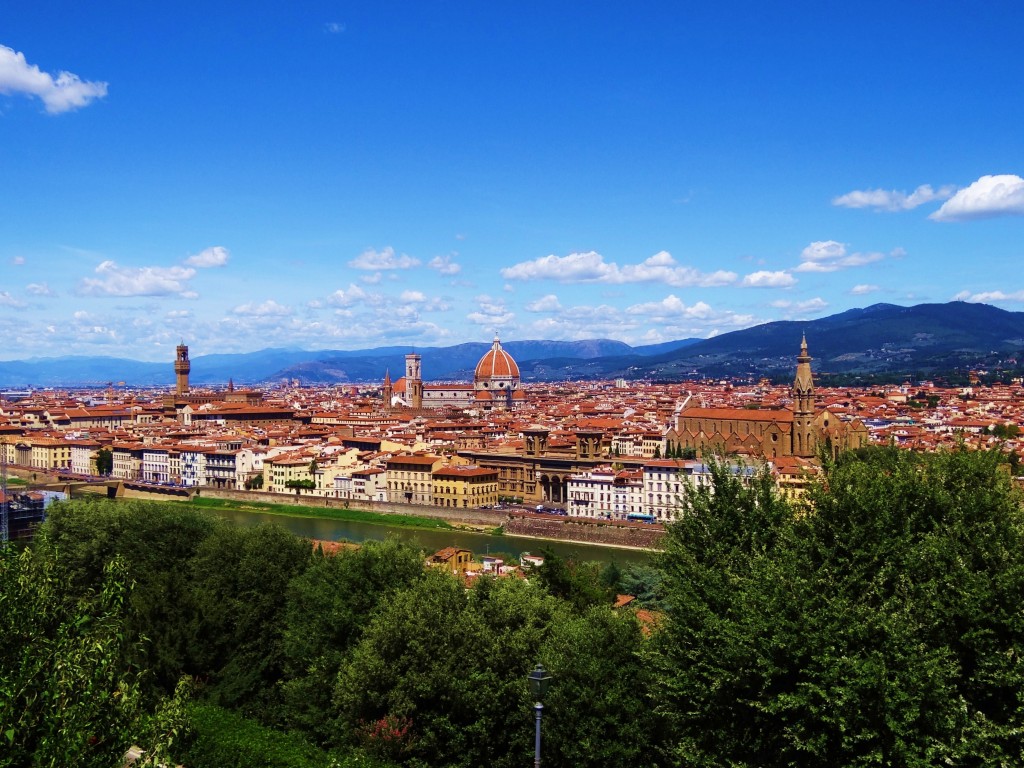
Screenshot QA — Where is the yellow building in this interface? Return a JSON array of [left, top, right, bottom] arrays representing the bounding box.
[[432, 466, 499, 509], [263, 452, 317, 494], [28, 437, 72, 471], [386, 454, 444, 505]]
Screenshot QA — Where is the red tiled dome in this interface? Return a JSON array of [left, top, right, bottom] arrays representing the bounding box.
[[474, 335, 520, 380]]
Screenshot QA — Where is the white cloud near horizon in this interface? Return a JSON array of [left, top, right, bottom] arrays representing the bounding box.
[[231, 299, 293, 317], [185, 246, 229, 268], [832, 184, 955, 212], [525, 294, 562, 312], [771, 297, 828, 316], [850, 284, 879, 296], [931, 175, 1024, 221], [0, 45, 108, 114], [348, 246, 421, 270], [78, 260, 198, 297], [501, 250, 737, 288], [742, 270, 796, 288], [467, 295, 515, 327], [953, 289, 1024, 303], [795, 240, 886, 273]]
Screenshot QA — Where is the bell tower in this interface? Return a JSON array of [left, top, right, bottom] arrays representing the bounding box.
[[175, 342, 191, 396], [791, 334, 816, 457], [405, 353, 422, 410]]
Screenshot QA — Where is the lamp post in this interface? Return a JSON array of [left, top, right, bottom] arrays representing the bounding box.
[[528, 663, 552, 768]]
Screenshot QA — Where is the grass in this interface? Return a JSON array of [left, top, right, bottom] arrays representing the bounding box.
[[189, 496, 455, 531], [4, 476, 28, 486]]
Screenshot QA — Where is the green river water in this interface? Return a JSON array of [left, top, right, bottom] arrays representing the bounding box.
[[207, 507, 655, 567]]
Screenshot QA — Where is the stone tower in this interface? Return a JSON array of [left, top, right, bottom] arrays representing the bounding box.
[[175, 343, 191, 396], [382, 369, 393, 411], [791, 334, 816, 457], [404, 353, 423, 410]]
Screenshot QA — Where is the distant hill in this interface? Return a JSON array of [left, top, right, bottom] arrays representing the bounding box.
[[593, 302, 1024, 381], [1, 302, 1022, 387]]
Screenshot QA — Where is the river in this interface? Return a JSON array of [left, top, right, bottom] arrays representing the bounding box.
[[207, 507, 655, 567]]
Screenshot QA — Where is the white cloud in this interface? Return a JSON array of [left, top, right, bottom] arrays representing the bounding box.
[[11, 256, 25, 265], [0, 45, 108, 114], [26, 282, 53, 296], [771, 297, 829, 316], [850, 284, 879, 296], [501, 250, 737, 287], [742, 270, 796, 288], [795, 240, 885, 273], [185, 246, 229, 268], [625, 294, 755, 328], [78, 260, 197, 297], [428, 253, 461, 275], [327, 284, 369, 307], [930, 174, 1024, 222], [400, 290, 426, 302], [832, 184, 955, 212], [525, 294, 562, 312], [0, 291, 25, 308], [467, 295, 515, 327], [231, 300, 292, 317], [953, 289, 1024, 303], [325, 22, 346, 33], [348, 246, 420, 270]]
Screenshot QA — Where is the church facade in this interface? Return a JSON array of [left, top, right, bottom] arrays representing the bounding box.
[[666, 337, 868, 460]]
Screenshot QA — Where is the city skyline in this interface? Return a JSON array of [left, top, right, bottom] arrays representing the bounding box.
[[2, 2, 1023, 362]]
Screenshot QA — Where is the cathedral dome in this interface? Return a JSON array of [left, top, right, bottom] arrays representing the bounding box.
[[474, 335, 520, 389]]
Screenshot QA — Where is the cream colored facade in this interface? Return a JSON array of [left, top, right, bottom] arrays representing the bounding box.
[[432, 466, 499, 509]]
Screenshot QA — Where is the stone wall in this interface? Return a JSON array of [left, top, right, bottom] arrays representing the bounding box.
[[504, 513, 665, 549]]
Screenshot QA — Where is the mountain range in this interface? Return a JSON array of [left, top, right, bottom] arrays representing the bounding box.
[[2, 302, 1023, 389]]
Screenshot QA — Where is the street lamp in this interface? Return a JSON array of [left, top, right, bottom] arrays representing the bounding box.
[[528, 663, 552, 768]]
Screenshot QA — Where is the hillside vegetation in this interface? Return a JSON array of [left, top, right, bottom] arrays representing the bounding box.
[[2, 446, 1022, 766]]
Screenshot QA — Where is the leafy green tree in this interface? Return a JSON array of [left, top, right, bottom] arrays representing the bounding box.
[[281, 539, 426, 742], [653, 448, 1024, 767], [535, 548, 612, 612], [540, 607, 664, 767], [95, 446, 113, 476], [188, 523, 312, 722], [33, 499, 219, 695], [0, 547, 143, 768], [619, 564, 670, 611], [334, 572, 562, 768]]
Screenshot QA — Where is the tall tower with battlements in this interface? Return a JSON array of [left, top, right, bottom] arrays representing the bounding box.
[[175, 343, 191, 396], [405, 353, 423, 410]]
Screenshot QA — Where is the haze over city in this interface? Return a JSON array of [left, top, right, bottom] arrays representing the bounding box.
[[2, 2, 1022, 362]]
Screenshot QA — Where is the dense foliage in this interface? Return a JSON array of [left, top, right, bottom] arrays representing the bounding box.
[[3, 447, 1022, 766], [653, 447, 1024, 767]]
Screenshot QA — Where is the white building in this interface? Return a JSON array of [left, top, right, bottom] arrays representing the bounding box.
[[567, 466, 644, 520]]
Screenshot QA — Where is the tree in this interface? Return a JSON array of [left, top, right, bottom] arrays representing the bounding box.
[[333, 572, 562, 768], [652, 447, 1024, 767], [33, 499, 220, 695], [535, 548, 612, 612], [187, 523, 312, 723], [0, 547, 144, 767], [281, 539, 426, 743], [540, 607, 664, 767], [96, 447, 113, 476]]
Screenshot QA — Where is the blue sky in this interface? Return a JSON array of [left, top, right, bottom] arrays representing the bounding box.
[[2, 2, 1023, 362]]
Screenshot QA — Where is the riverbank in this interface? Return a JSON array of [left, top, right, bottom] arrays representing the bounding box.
[[189, 496, 467, 532]]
